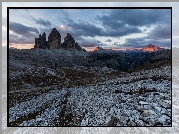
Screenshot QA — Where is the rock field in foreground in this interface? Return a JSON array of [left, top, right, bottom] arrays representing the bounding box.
[[9, 64, 171, 126]]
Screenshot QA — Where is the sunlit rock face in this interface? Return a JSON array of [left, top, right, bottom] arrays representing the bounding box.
[[142, 44, 161, 52]]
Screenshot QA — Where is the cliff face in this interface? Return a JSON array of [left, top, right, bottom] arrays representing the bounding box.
[[47, 28, 61, 49], [34, 28, 85, 52], [34, 32, 46, 49], [62, 33, 76, 50]]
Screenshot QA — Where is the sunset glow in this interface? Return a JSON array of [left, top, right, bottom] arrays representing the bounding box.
[[9, 44, 34, 49], [60, 25, 65, 29], [5, 8, 171, 50]]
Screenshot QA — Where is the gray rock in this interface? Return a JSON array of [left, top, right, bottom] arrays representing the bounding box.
[[117, 116, 125, 123], [34, 28, 87, 52], [105, 115, 115, 126], [141, 110, 150, 117], [48, 28, 61, 49], [35, 32, 47, 49]]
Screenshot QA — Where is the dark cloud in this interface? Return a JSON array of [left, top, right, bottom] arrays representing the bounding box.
[[113, 42, 122, 46], [34, 18, 52, 27], [75, 36, 105, 47], [123, 37, 171, 48], [9, 34, 35, 44], [64, 18, 141, 38], [105, 25, 142, 37], [56, 9, 170, 43], [97, 40, 107, 46], [105, 39, 112, 42], [9, 22, 39, 37], [97, 15, 124, 29], [78, 40, 97, 47], [96, 9, 170, 39], [97, 16, 142, 36], [65, 18, 105, 37], [108, 9, 171, 27], [147, 24, 171, 39]]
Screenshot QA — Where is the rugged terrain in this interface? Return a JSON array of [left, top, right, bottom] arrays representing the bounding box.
[[8, 47, 171, 126]]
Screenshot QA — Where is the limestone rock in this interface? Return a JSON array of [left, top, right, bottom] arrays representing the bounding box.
[[34, 28, 87, 52], [34, 32, 47, 49], [48, 28, 61, 49], [62, 33, 76, 50]]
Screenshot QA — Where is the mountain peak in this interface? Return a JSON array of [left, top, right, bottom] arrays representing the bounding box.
[[142, 44, 160, 52], [93, 46, 103, 51]]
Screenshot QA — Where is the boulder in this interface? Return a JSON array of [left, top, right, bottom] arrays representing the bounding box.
[[141, 110, 150, 117], [105, 115, 115, 126]]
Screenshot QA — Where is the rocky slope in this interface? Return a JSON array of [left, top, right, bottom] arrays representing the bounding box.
[[8, 48, 171, 126]]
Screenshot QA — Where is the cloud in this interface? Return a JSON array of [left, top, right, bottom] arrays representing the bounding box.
[[75, 36, 105, 47], [96, 15, 142, 37], [97, 40, 107, 46], [9, 34, 35, 44], [105, 39, 112, 42], [59, 9, 69, 19], [108, 9, 171, 27], [147, 24, 171, 39], [123, 37, 171, 48], [34, 18, 52, 27], [9, 34, 25, 44], [96, 9, 170, 38], [105, 25, 142, 37], [64, 17, 142, 38], [113, 42, 122, 46], [65, 18, 105, 37], [9, 22, 39, 37]]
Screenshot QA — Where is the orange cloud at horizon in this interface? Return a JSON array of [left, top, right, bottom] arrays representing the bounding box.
[[9, 43, 34, 49]]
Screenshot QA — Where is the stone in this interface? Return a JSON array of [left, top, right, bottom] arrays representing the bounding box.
[[105, 115, 115, 126], [117, 116, 125, 123], [141, 110, 150, 117], [116, 123, 122, 126]]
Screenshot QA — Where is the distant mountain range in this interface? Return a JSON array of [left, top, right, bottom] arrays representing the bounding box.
[[89, 44, 171, 72], [8, 43, 171, 72], [93, 44, 166, 53]]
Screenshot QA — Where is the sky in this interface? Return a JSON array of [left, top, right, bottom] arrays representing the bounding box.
[[2, 2, 178, 51]]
